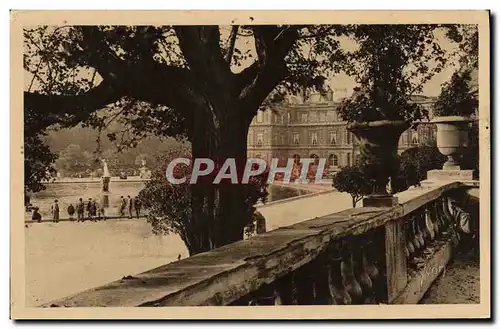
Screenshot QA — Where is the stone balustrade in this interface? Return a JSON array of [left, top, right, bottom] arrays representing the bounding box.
[[43, 179, 478, 308]]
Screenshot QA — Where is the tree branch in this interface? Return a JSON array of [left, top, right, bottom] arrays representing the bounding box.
[[174, 26, 232, 89], [236, 26, 299, 114], [225, 25, 239, 64], [24, 79, 123, 128]]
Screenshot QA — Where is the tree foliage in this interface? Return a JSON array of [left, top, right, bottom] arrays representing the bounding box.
[[337, 25, 451, 124], [433, 68, 478, 117], [392, 142, 446, 193]]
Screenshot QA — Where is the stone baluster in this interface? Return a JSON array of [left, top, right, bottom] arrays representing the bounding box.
[[405, 219, 415, 259], [425, 205, 437, 241], [362, 242, 383, 303], [311, 253, 334, 305], [325, 240, 351, 305], [328, 256, 352, 305], [434, 200, 445, 235], [274, 272, 296, 305], [294, 262, 316, 305], [354, 247, 372, 291], [354, 245, 375, 303], [415, 214, 426, 249], [411, 218, 422, 252], [341, 239, 363, 304], [440, 197, 453, 228]]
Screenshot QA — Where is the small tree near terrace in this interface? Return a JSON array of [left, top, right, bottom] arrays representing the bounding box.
[[332, 165, 372, 208]]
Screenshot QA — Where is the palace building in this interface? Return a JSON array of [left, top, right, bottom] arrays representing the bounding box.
[[247, 93, 437, 173]]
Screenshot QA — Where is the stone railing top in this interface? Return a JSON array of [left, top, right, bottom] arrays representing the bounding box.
[[44, 180, 478, 308]]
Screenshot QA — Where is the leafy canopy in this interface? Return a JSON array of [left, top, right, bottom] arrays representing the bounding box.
[[433, 68, 478, 117], [337, 25, 457, 123]]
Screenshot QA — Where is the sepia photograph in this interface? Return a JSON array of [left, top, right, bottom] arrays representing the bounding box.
[[10, 10, 490, 320]]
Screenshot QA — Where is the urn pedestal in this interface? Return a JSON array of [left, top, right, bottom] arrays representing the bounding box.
[[102, 176, 110, 208], [347, 120, 410, 207]]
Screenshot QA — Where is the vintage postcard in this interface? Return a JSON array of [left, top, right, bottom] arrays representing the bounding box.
[[10, 10, 490, 319]]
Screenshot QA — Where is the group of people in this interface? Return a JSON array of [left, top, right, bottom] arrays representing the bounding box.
[[119, 195, 142, 219], [68, 198, 106, 222], [30, 196, 142, 222]]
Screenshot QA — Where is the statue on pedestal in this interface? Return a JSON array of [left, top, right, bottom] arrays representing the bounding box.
[[139, 159, 152, 179], [101, 159, 111, 208]]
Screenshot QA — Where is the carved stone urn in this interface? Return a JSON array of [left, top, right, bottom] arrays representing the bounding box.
[[431, 116, 471, 170], [347, 120, 409, 206]]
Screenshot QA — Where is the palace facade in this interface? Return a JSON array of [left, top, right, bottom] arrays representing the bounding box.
[[247, 93, 437, 173]]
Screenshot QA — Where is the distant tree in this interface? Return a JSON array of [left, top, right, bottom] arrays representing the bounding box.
[[460, 121, 479, 178], [54, 144, 93, 176], [24, 133, 57, 193], [332, 165, 373, 208], [138, 145, 269, 256], [392, 142, 446, 193]]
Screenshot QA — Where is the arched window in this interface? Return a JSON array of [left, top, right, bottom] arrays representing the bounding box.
[[329, 154, 339, 167], [310, 154, 320, 165], [257, 133, 263, 146]]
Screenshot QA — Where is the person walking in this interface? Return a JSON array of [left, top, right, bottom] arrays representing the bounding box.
[[90, 200, 98, 221], [76, 198, 85, 222], [32, 207, 42, 223], [119, 196, 126, 218], [127, 195, 133, 219], [67, 203, 75, 220], [51, 200, 60, 223], [134, 198, 142, 219], [86, 198, 93, 220]]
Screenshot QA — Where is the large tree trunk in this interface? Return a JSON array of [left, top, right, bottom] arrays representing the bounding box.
[[188, 97, 254, 254]]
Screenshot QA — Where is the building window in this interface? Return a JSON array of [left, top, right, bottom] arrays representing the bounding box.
[[329, 131, 337, 145], [411, 130, 419, 144], [347, 153, 351, 167], [256, 111, 263, 123], [257, 133, 263, 146], [319, 111, 326, 122], [310, 154, 320, 165], [301, 112, 308, 123], [293, 133, 300, 145], [311, 132, 318, 145], [329, 154, 339, 167], [310, 111, 318, 122]]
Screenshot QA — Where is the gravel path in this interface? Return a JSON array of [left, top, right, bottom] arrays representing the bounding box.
[[420, 250, 480, 304]]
